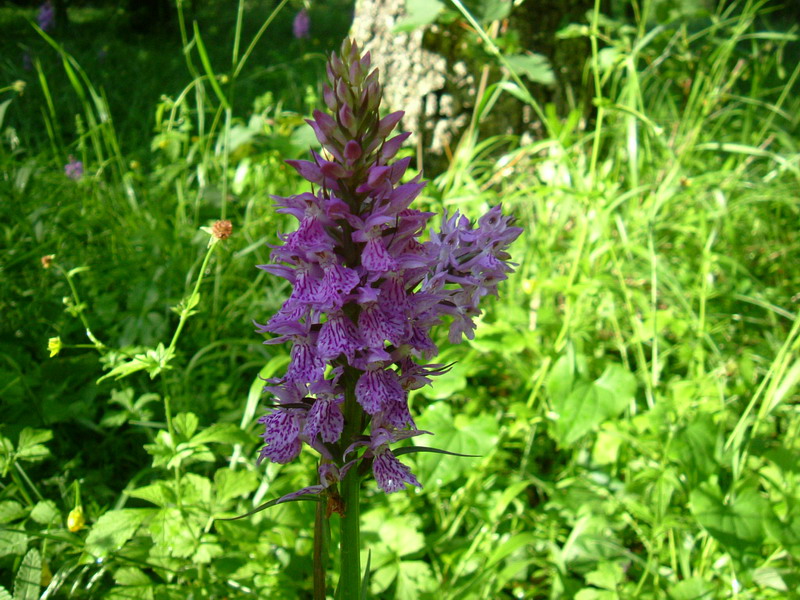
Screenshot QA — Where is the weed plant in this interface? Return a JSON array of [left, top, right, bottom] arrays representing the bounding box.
[[1, 0, 799, 598]]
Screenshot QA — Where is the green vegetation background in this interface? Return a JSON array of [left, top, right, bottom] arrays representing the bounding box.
[[1, 0, 799, 598]]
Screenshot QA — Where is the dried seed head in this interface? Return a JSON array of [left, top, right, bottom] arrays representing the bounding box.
[[212, 220, 233, 240]]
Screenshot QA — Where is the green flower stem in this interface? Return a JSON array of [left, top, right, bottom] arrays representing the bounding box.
[[56, 264, 106, 351], [337, 368, 364, 600], [167, 240, 218, 355], [313, 494, 328, 600], [338, 466, 361, 600]]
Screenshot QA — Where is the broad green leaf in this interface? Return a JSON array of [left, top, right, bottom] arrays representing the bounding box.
[[13, 548, 41, 600], [85, 509, 152, 558], [0, 501, 25, 524], [668, 414, 718, 487], [551, 363, 636, 446], [585, 561, 624, 590], [191, 423, 252, 445], [753, 567, 788, 592], [394, 560, 437, 600], [414, 403, 498, 487], [174, 412, 199, 440], [0, 530, 27, 557], [0, 585, 11, 600], [180, 473, 212, 506], [16, 428, 52, 462], [474, 0, 512, 22], [128, 482, 176, 507], [192, 534, 224, 564], [143, 430, 175, 468], [764, 503, 800, 559], [30, 500, 60, 525], [149, 508, 198, 558], [113, 566, 151, 586], [546, 351, 577, 402], [668, 576, 715, 600], [690, 483, 768, 556], [214, 469, 259, 506], [505, 53, 556, 85]]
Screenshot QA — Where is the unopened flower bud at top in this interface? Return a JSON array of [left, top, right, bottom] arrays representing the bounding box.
[[212, 220, 233, 240], [67, 505, 85, 532]]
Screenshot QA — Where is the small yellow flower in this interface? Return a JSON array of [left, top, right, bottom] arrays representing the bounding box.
[[41, 254, 55, 269], [47, 336, 62, 358], [12, 80, 26, 94], [67, 506, 85, 532]]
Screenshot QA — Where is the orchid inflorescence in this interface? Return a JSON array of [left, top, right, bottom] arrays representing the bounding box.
[[255, 38, 521, 500]]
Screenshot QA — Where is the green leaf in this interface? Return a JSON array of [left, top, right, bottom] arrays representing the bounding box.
[[191, 423, 252, 445], [30, 500, 60, 525], [16, 428, 52, 463], [414, 403, 498, 487], [474, 0, 512, 22], [0, 530, 27, 557], [97, 344, 174, 382], [180, 473, 212, 506], [764, 503, 800, 559], [394, 0, 445, 32], [0, 501, 25, 524], [505, 53, 555, 85], [668, 576, 715, 600], [668, 414, 718, 487], [0, 98, 13, 130], [149, 508, 198, 558], [0, 585, 12, 600], [214, 469, 260, 506], [174, 412, 199, 440], [394, 560, 437, 600], [113, 566, 151, 586], [85, 509, 152, 558], [13, 548, 41, 600], [546, 351, 577, 402], [143, 430, 175, 468], [551, 363, 636, 446], [690, 483, 768, 556], [128, 482, 176, 507], [192, 534, 224, 564]]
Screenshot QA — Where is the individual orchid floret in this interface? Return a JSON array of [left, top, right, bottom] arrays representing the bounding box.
[[255, 39, 521, 498]]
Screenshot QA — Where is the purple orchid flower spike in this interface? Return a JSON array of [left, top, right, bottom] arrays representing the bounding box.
[[254, 39, 521, 504]]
